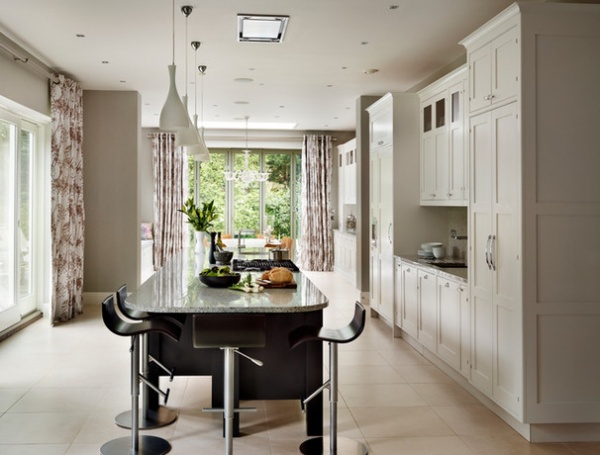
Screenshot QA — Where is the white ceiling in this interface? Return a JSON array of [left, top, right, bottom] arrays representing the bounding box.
[[0, 0, 543, 132]]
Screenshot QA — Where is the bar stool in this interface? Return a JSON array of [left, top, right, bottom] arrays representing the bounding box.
[[114, 284, 184, 429], [101, 294, 182, 455], [288, 301, 368, 455], [192, 314, 265, 455]]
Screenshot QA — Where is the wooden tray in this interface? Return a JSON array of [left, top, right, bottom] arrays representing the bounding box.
[[255, 279, 297, 289]]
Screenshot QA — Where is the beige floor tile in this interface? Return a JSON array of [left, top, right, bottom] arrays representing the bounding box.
[[395, 364, 454, 383], [411, 382, 479, 406], [338, 349, 389, 366], [338, 364, 406, 385], [379, 348, 432, 366], [0, 388, 28, 412], [460, 434, 575, 454], [341, 383, 427, 408], [0, 412, 87, 444], [0, 444, 70, 455], [433, 404, 516, 436], [367, 435, 474, 455], [351, 406, 455, 438]]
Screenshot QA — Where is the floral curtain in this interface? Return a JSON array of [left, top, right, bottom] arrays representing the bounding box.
[[151, 133, 187, 267], [50, 75, 85, 323], [299, 135, 334, 271]]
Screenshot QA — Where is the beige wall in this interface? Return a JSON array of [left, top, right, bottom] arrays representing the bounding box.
[[0, 51, 49, 117], [83, 90, 141, 292]]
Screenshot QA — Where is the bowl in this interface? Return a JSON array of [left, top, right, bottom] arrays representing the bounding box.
[[213, 250, 234, 264], [199, 273, 241, 288], [432, 246, 446, 259], [421, 242, 443, 251]]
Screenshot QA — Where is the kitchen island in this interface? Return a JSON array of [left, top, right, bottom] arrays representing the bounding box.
[[125, 250, 328, 437]]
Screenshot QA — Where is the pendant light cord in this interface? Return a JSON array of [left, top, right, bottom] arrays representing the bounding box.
[[171, 0, 175, 64]]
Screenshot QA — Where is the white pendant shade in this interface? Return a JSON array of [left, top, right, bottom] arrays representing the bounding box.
[[186, 115, 210, 161], [159, 64, 189, 131], [176, 95, 201, 147]]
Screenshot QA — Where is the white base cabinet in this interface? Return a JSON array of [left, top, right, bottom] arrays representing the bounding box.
[[333, 230, 356, 286]]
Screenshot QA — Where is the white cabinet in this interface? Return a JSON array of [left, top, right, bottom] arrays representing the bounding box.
[[337, 138, 357, 206], [369, 143, 394, 323], [461, 3, 600, 432], [399, 262, 418, 338], [468, 102, 520, 408], [417, 268, 437, 352], [437, 276, 469, 376], [333, 230, 356, 286], [468, 26, 519, 113], [369, 107, 392, 149], [419, 66, 468, 206]]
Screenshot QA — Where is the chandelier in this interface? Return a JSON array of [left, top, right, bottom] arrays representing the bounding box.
[[223, 117, 269, 183]]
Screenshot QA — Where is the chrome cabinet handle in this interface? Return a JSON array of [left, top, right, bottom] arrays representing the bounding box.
[[388, 223, 392, 244], [485, 235, 492, 270], [490, 235, 496, 271]]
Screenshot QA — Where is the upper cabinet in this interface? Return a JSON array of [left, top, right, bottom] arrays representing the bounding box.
[[369, 106, 393, 149], [468, 26, 519, 113], [419, 66, 468, 206]]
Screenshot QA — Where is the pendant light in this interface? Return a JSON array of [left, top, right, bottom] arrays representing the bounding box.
[[159, 0, 189, 131], [186, 49, 210, 161], [176, 5, 204, 148], [224, 117, 269, 183]]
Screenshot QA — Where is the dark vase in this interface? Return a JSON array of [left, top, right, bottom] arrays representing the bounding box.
[[208, 232, 217, 264]]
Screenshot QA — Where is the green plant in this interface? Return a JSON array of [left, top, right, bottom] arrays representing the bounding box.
[[178, 198, 218, 233]]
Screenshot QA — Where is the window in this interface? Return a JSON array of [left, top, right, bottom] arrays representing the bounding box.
[[189, 148, 302, 241], [0, 112, 41, 332]]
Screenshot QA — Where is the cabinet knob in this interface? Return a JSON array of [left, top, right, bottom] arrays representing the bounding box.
[[424, 274, 429, 279], [445, 282, 450, 288]]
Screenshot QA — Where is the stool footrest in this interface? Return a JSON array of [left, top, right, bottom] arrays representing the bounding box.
[[149, 354, 175, 381], [139, 374, 170, 404], [303, 379, 330, 406]]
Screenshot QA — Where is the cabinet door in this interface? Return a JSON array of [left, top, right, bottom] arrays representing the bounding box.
[[437, 278, 462, 371], [468, 27, 519, 113], [448, 81, 467, 203], [370, 108, 393, 149], [401, 264, 418, 338], [418, 269, 437, 352], [394, 260, 402, 328], [421, 134, 437, 200]]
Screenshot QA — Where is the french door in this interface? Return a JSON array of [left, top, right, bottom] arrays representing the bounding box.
[[0, 113, 38, 332]]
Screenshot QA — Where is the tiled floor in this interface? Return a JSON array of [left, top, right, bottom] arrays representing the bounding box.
[[1, 271, 599, 454]]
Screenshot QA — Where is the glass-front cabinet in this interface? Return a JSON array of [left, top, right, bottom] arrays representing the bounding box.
[[419, 65, 468, 206]]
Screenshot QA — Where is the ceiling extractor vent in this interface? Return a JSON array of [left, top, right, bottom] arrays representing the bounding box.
[[237, 14, 289, 43]]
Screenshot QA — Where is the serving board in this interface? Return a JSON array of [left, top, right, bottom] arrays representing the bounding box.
[[255, 279, 297, 289]]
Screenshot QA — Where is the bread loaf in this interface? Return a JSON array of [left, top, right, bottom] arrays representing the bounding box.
[[265, 267, 293, 284]]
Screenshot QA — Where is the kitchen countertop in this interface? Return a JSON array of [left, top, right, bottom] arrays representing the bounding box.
[[126, 249, 328, 314], [397, 255, 468, 283]]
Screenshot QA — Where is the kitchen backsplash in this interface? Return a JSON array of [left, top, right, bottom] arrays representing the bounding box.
[[447, 207, 468, 261]]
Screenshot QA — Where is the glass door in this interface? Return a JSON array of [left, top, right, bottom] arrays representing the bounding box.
[[0, 115, 37, 332]]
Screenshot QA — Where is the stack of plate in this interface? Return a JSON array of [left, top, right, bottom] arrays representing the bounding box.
[[418, 242, 442, 259]]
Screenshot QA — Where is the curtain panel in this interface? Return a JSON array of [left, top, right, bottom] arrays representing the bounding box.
[[151, 133, 187, 267], [50, 75, 85, 323], [299, 135, 333, 271]]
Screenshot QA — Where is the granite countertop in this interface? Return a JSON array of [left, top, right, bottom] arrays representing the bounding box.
[[126, 250, 328, 314], [398, 255, 468, 283]]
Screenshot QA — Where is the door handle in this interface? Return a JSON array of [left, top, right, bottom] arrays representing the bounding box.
[[387, 223, 392, 244], [490, 235, 496, 271], [485, 235, 492, 270]]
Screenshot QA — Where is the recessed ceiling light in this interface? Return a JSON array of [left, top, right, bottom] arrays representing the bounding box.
[[237, 14, 289, 43], [76, 34, 85, 38], [389, 5, 400, 10], [234, 77, 254, 83], [361, 41, 369, 46], [234, 101, 249, 105], [363, 68, 379, 74]]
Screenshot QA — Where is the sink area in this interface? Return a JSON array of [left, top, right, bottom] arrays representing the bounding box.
[[423, 259, 467, 268]]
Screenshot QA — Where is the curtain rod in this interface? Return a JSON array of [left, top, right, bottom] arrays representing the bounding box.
[[0, 32, 59, 83]]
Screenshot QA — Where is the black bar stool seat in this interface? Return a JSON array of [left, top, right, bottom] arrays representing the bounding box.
[[193, 314, 265, 455], [114, 284, 183, 429], [101, 294, 181, 455], [289, 301, 368, 455]]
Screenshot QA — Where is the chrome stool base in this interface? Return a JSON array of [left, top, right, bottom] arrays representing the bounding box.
[[115, 406, 178, 429], [100, 435, 171, 455], [300, 436, 368, 455]]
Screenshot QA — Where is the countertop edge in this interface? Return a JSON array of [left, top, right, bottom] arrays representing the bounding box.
[[396, 255, 468, 283]]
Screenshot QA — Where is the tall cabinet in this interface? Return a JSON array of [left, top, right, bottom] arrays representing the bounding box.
[[461, 2, 600, 441]]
